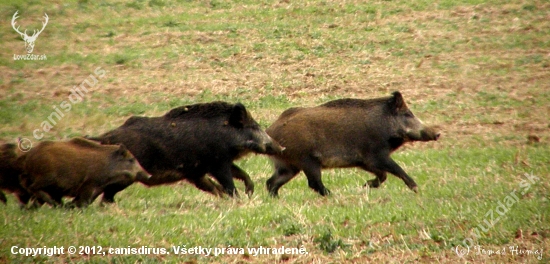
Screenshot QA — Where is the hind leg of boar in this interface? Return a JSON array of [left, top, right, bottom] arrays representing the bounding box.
[[90, 189, 108, 206], [210, 163, 238, 197], [34, 190, 61, 207], [15, 192, 32, 206], [266, 163, 300, 197], [231, 164, 254, 197], [70, 186, 97, 208], [0, 191, 6, 204], [379, 157, 418, 192], [302, 160, 330, 196], [26, 195, 49, 209]]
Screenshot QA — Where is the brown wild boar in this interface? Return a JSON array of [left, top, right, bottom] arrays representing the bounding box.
[[0, 142, 31, 206], [266, 91, 440, 196], [20, 138, 150, 208]]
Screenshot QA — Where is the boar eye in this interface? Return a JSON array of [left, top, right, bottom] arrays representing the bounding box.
[[404, 111, 414, 118]]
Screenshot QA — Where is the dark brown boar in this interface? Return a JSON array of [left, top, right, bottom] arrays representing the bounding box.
[[20, 138, 150, 208], [266, 91, 440, 196], [0, 142, 31, 206], [89, 101, 284, 200]]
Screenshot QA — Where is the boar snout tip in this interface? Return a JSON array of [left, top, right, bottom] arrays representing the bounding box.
[[273, 144, 286, 154], [266, 144, 285, 155], [137, 172, 152, 182], [421, 127, 440, 141]]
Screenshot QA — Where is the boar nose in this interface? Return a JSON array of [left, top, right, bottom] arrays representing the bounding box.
[[264, 134, 285, 154], [435, 133, 441, 140], [137, 171, 152, 182]]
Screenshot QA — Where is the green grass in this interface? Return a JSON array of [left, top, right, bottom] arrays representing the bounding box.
[[1, 147, 548, 262], [1, 0, 549, 262]]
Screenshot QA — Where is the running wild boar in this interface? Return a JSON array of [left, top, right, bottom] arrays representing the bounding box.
[[266, 91, 440, 196], [90, 101, 283, 200], [0, 142, 30, 206], [20, 138, 150, 208]]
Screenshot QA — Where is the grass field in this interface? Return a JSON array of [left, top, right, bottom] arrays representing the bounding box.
[[1, 0, 549, 263]]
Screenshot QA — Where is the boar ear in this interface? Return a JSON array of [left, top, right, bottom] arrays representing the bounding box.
[[113, 144, 129, 157], [228, 103, 247, 128], [388, 91, 406, 113]]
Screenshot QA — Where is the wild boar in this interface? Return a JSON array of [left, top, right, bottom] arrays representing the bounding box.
[[266, 91, 440, 196], [90, 101, 283, 200], [20, 138, 150, 208], [0, 142, 31, 206]]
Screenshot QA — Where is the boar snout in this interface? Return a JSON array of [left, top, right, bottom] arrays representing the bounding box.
[[405, 126, 440, 142], [265, 138, 285, 155], [136, 171, 152, 182], [247, 133, 285, 155], [420, 127, 440, 141]]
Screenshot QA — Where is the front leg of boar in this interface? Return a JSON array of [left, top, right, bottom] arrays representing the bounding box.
[[210, 163, 238, 197], [231, 164, 254, 197]]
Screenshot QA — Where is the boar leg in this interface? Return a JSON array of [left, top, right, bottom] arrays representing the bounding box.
[[231, 164, 254, 197], [26, 194, 52, 209], [26, 179, 62, 207], [266, 162, 300, 197], [102, 177, 136, 203], [101, 173, 136, 204], [380, 157, 418, 192], [71, 185, 99, 208], [207, 177, 226, 195], [101, 183, 130, 204], [302, 160, 330, 196], [33, 190, 61, 207], [364, 170, 387, 188], [0, 191, 6, 204], [210, 163, 238, 197], [188, 175, 226, 197], [15, 192, 32, 206]]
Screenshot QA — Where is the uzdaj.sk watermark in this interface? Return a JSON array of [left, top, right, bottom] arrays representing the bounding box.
[[17, 67, 107, 152], [11, 10, 48, 60], [454, 172, 543, 260]]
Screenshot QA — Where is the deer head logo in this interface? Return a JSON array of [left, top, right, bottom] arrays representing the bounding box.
[[11, 11, 49, 54]]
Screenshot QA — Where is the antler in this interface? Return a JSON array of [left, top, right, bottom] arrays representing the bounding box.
[[33, 13, 49, 38], [11, 11, 49, 38], [11, 10, 25, 36]]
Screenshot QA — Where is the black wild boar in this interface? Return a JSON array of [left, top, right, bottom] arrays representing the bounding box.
[[266, 91, 440, 196], [90, 101, 283, 199], [20, 138, 150, 208], [0, 142, 31, 206]]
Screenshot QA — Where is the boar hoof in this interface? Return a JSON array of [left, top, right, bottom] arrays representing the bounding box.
[[99, 201, 114, 207], [101, 196, 116, 204], [319, 188, 331, 196], [411, 186, 419, 193], [23, 203, 38, 210], [366, 179, 381, 188]]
